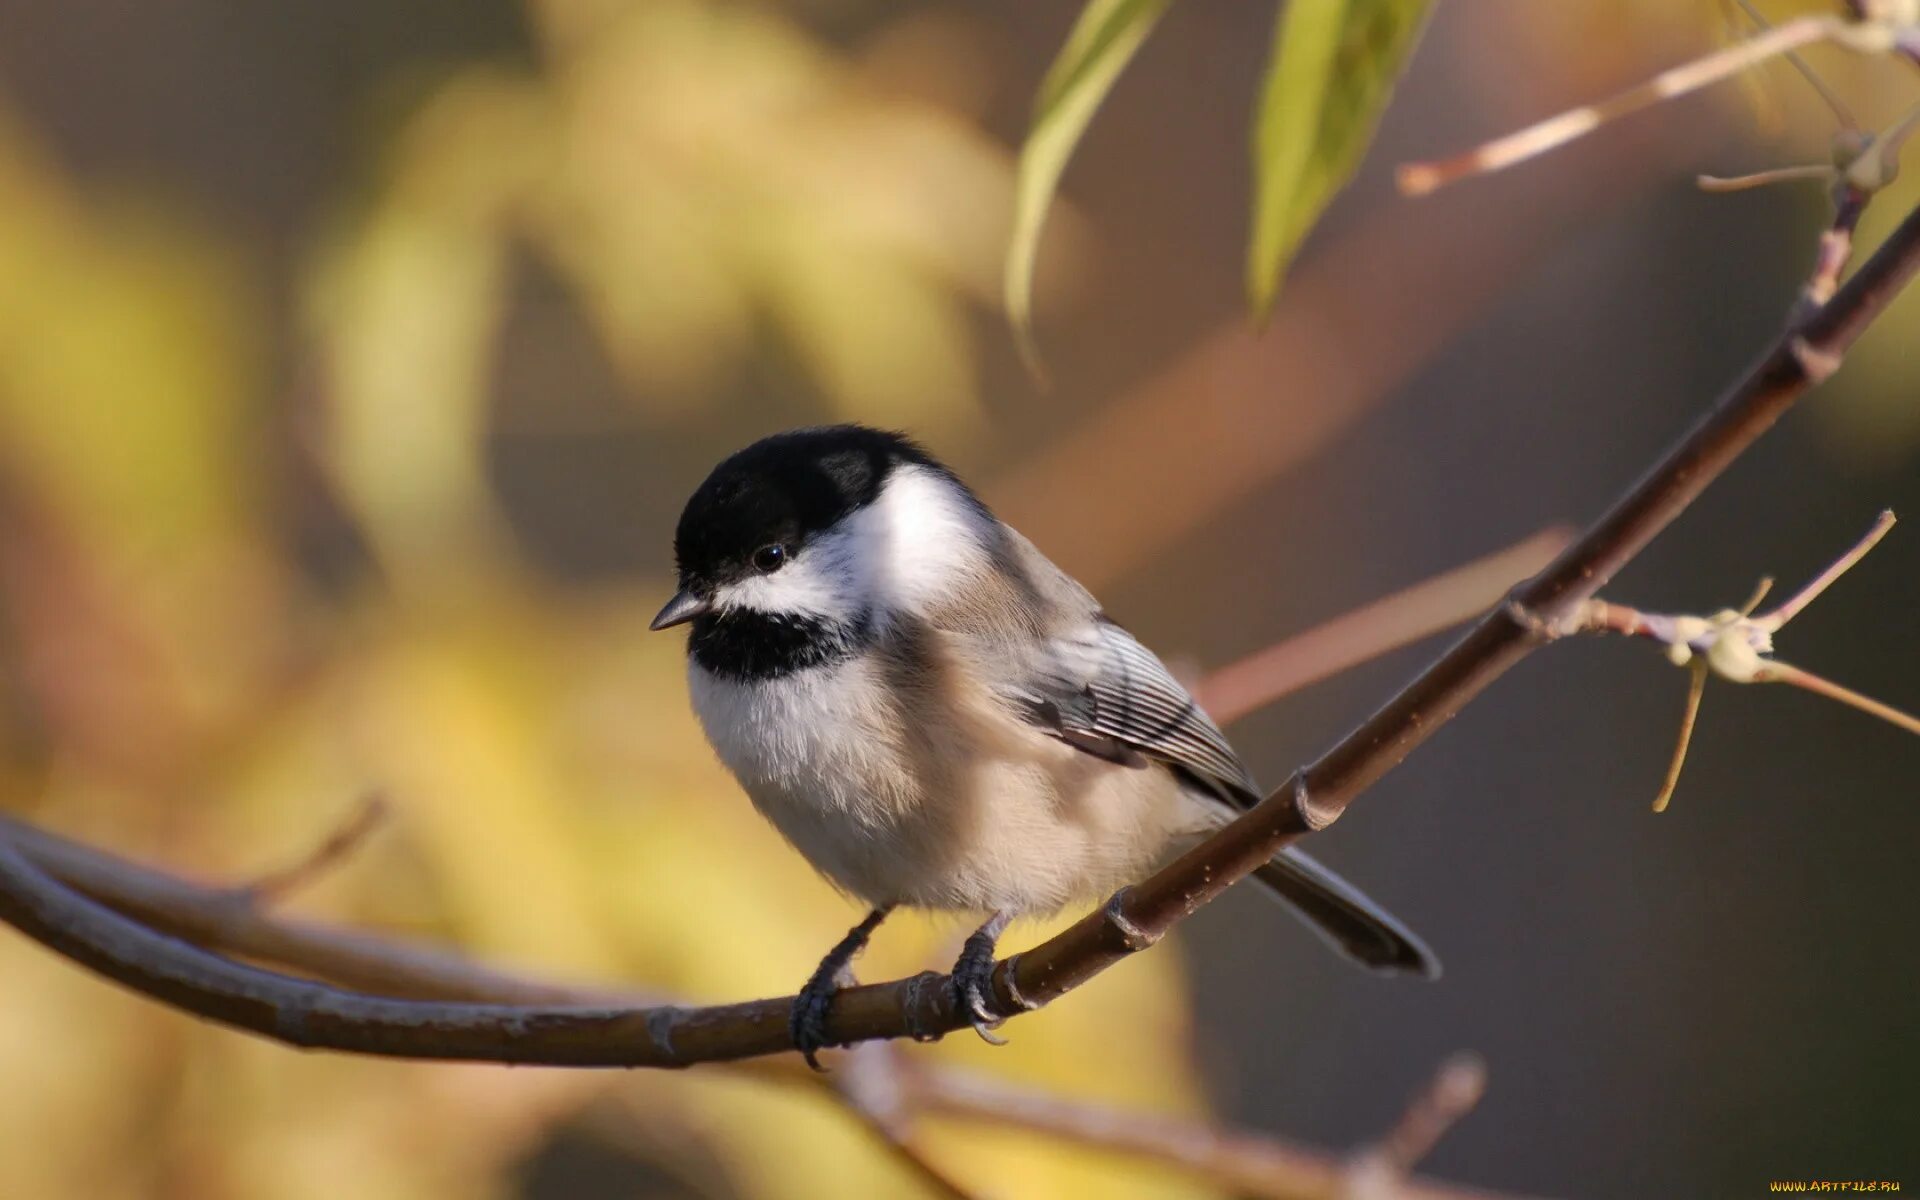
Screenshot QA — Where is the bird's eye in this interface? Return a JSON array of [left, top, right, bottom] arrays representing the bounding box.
[[751, 544, 787, 573]]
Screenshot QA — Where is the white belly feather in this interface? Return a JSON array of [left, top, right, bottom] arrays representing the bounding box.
[[687, 656, 1197, 914]]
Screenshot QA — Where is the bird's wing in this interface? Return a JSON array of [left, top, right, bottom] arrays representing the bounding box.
[[1006, 615, 1262, 805], [925, 522, 1259, 802], [1002, 616, 1441, 978]]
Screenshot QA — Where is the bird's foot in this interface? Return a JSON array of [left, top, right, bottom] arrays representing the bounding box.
[[791, 905, 893, 1071], [790, 961, 850, 1071], [950, 911, 1013, 1046]]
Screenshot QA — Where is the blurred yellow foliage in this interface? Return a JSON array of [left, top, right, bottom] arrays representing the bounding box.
[[16, 3, 1910, 1195], [0, 2, 1215, 1198], [311, 0, 1013, 588]]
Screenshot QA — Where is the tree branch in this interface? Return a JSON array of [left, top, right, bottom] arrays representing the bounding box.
[[0, 816, 1527, 1200], [974, 186, 1920, 1026], [2, 188, 1919, 1072], [0, 812, 613, 1005]]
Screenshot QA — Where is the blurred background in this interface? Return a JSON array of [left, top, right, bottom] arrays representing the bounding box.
[[0, 1, 1914, 1196]]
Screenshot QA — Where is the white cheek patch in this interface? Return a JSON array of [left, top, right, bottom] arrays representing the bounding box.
[[851, 465, 993, 615]]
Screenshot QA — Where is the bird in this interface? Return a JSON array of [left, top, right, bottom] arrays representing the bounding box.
[[652, 425, 1437, 1066]]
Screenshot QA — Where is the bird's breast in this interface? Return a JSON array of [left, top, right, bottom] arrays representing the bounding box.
[[688, 657, 928, 894], [686, 648, 1194, 914]]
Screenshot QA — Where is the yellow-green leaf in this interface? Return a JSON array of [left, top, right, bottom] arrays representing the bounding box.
[[1005, 0, 1173, 370], [1248, 0, 1430, 317]]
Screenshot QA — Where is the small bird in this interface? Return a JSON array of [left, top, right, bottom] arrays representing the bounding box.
[[654, 425, 1437, 1065]]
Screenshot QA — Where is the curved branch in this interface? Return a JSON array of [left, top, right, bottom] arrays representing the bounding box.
[[2, 193, 1919, 1070], [0, 813, 619, 1006], [1, 818, 1525, 1200]]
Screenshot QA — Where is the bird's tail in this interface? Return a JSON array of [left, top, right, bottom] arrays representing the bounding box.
[[1251, 847, 1440, 979]]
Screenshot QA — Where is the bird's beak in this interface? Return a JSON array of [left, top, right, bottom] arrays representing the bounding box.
[[650, 588, 714, 631]]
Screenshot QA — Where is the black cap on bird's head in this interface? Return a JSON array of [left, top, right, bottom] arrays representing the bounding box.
[[652, 425, 964, 630]]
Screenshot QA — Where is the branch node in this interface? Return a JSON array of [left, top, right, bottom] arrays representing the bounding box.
[[1290, 773, 1341, 833], [901, 971, 947, 1043], [997, 953, 1041, 1014], [1580, 511, 1913, 809], [1788, 334, 1844, 383], [1100, 889, 1160, 953], [1501, 595, 1553, 638], [646, 1005, 681, 1059]]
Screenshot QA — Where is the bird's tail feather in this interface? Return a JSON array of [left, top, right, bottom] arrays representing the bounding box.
[[1251, 847, 1440, 979]]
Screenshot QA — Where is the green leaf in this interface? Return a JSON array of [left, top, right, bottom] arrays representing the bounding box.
[[1248, 0, 1430, 317], [1005, 0, 1173, 372]]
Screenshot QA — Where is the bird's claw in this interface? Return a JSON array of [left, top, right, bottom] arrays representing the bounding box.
[[790, 968, 845, 1071], [951, 944, 1008, 1046], [790, 907, 893, 1071]]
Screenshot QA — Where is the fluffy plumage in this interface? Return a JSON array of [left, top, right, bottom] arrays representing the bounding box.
[[663, 425, 1437, 990]]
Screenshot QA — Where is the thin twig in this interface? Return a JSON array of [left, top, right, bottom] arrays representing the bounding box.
[[1397, 15, 1845, 195], [1653, 663, 1711, 814], [1697, 164, 1835, 192], [1757, 661, 1920, 734], [1558, 510, 1913, 809], [1802, 187, 1870, 313], [993, 130, 1673, 591], [233, 792, 388, 905], [1759, 509, 1896, 628], [1366, 1053, 1489, 1176], [1346, 1053, 1491, 1198], [1195, 527, 1573, 725], [1732, 0, 1860, 129]]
